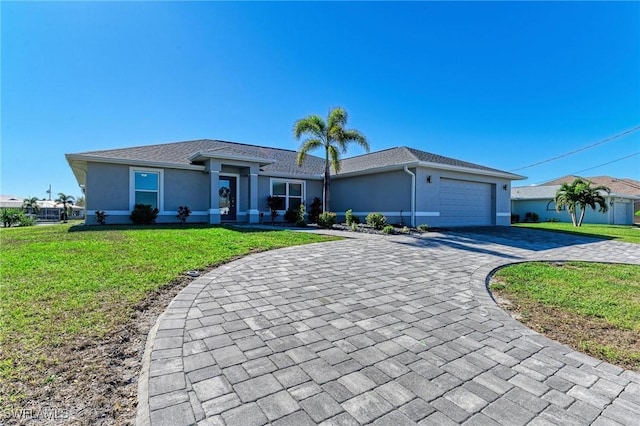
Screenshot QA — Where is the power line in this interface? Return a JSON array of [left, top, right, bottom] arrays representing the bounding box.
[[510, 125, 640, 172], [571, 151, 640, 175], [535, 151, 640, 185]]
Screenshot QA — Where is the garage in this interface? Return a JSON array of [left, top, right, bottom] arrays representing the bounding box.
[[613, 200, 629, 225], [440, 178, 494, 226]]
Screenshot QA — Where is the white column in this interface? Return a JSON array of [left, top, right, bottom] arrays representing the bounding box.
[[248, 173, 260, 223]]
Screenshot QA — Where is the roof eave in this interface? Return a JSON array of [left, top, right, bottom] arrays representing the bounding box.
[[188, 151, 276, 166], [416, 161, 526, 180], [65, 154, 206, 171]]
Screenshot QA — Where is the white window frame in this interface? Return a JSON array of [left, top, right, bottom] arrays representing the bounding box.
[[130, 167, 164, 212], [269, 178, 305, 211]]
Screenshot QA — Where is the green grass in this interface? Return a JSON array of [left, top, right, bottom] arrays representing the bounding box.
[[0, 223, 337, 401], [513, 222, 640, 244], [492, 261, 640, 367]]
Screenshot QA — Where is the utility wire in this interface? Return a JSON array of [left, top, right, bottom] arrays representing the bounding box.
[[535, 151, 640, 185], [510, 125, 640, 172]]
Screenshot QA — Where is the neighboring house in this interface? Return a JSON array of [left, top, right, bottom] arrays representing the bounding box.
[[511, 185, 638, 225], [65, 139, 525, 227], [0, 195, 84, 221], [542, 175, 640, 224]]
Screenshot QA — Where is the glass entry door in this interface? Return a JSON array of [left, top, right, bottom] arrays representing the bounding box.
[[218, 176, 237, 221]]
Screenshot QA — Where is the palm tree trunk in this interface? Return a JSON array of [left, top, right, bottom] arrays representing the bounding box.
[[323, 165, 330, 213], [578, 207, 586, 227]]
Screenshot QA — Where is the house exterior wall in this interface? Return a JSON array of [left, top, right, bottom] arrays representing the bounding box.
[[511, 198, 635, 225], [332, 170, 412, 225], [85, 162, 210, 225]]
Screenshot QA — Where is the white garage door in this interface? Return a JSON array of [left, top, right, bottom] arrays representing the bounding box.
[[440, 179, 493, 226]]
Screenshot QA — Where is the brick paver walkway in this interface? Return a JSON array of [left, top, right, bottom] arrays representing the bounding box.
[[137, 227, 640, 426]]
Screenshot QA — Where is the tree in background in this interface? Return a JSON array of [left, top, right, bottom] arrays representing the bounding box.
[[55, 193, 75, 222], [22, 197, 41, 215]]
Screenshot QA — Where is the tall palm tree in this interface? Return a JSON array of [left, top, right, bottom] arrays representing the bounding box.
[[55, 193, 75, 222], [555, 178, 610, 227], [22, 197, 41, 215], [294, 107, 369, 212]]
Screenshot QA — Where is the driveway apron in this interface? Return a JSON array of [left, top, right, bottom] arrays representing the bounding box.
[[137, 227, 640, 426]]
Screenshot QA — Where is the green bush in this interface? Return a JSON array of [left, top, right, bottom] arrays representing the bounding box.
[[350, 222, 359, 231], [317, 212, 336, 229], [381, 225, 395, 234], [417, 223, 429, 232], [284, 208, 299, 224], [130, 204, 159, 225], [18, 214, 36, 227], [308, 197, 322, 224], [400, 226, 411, 234], [295, 204, 307, 227], [524, 212, 539, 223], [95, 210, 108, 225], [2, 209, 28, 227], [345, 209, 360, 226], [366, 212, 387, 230], [266, 196, 281, 224]]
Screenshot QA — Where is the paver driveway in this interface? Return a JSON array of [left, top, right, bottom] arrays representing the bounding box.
[[137, 227, 640, 426]]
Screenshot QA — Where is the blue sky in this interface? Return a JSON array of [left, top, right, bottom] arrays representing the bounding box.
[[2, 1, 639, 200]]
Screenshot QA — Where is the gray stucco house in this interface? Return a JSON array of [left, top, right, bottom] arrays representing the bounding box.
[[511, 185, 639, 225], [66, 139, 524, 227]]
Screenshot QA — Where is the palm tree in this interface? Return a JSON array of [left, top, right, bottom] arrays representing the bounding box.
[[22, 197, 41, 215], [55, 193, 75, 222], [555, 178, 610, 227], [294, 107, 369, 212]]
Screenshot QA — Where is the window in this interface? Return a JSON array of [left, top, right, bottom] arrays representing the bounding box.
[[271, 179, 304, 210], [546, 201, 565, 211], [131, 168, 162, 210]]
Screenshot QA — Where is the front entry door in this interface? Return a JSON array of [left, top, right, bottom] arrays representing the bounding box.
[[218, 176, 237, 221]]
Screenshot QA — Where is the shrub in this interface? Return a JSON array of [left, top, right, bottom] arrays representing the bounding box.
[[2, 209, 23, 228], [308, 197, 322, 224], [18, 214, 36, 227], [284, 207, 299, 224], [345, 209, 360, 226], [547, 217, 560, 222], [511, 213, 520, 224], [295, 204, 307, 227], [524, 212, 539, 223], [381, 225, 395, 234], [366, 212, 387, 230], [130, 204, 159, 225], [95, 210, 108, 225], [400, 226, 411, 234], [317, 212, 336, 229], [350, 222, 359, 232], [176, 206, 191, 224], [266, 196, 281, 225], [417, 223, 429, 232]]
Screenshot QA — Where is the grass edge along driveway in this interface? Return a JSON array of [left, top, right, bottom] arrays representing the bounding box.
[[0, 223, 338, 403], [514, 222, 640, 244], [491, 261, 640, 371]]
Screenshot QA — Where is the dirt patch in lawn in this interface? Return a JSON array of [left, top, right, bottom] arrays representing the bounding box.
[[3, 274, 195, 425], [491, 287, 640, 372]]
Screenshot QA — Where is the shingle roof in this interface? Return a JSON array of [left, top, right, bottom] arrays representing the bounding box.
[[542, 175, 640, 196], [73, 139, 326, 176], [338, 146, 512, 175], [70, 140, 519, 178]]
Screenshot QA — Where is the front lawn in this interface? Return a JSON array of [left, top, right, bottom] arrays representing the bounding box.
[[513, 222, 640, 244], [491, 261, 640, 370], [0, 223, 336, 404]]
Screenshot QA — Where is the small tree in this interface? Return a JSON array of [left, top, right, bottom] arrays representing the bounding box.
[[55, 193, 75, 222], [555, 178, 610, 227], [294, 107, 369, 212], [22, 197, 41, 215]]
